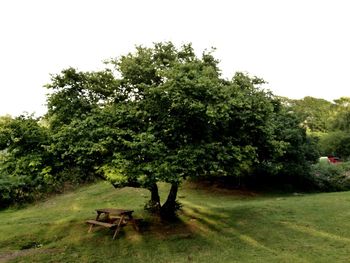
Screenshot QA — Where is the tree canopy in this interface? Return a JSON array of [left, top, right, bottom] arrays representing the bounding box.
[[42, 42, 317, 217]]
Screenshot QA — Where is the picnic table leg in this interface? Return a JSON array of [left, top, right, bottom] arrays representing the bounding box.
[[88, 224, 94, 233], [89, 211, 103, 233], [112, 215, 125, 240], [95, 211, 102, 221]]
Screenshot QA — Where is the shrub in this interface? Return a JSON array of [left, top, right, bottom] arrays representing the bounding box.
[[310, 161, 350, 191]]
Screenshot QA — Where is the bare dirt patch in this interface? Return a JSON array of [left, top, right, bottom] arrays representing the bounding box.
[[0, 248, 63, 263]]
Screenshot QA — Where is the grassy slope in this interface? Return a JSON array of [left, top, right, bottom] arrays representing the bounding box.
[[1, 182, 350, 263]]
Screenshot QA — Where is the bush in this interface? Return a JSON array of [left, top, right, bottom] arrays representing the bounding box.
[[310, 161, 350, 191], [0, 175, 21, 207], [0, 165, 93, 209], [0, 115, 93, 208]]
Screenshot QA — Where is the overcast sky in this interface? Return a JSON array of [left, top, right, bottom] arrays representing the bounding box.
[[1, 0, 349, 117]]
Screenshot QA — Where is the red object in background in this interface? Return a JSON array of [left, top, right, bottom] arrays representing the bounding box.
[[328, 156, 341, 163]]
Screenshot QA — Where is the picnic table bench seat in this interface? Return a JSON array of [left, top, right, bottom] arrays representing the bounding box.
[[86, 219, 126, 228]]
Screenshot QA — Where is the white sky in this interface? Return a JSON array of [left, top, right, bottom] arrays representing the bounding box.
[[0, 0, 349, 117]]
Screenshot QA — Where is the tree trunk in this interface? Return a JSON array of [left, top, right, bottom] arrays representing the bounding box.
[[146, 182, 161, 214], [160, 183, 179, 220]]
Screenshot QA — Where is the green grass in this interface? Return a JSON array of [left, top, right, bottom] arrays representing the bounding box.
[[1, 181, 350, 262]]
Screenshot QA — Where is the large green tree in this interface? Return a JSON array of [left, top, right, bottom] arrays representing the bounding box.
[[45, 42, 316, 218]]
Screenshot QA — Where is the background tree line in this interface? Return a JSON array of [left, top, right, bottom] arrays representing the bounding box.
[[1, 42, 349, 217], [281, 96, 350, 158]]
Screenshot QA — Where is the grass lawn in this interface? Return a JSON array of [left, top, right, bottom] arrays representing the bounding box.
[[1, 181, 350, 263]]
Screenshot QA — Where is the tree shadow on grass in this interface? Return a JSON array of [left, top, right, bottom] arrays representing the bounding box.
[[280, 221, 350, 243], [178, 201, 314, 262], [181, 200, 350, 262]]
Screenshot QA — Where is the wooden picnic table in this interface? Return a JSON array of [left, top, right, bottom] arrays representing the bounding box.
[[86, 208, 139, 240]]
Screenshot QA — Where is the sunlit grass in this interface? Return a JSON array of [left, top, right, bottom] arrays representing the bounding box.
[[1, 181, 350, 262]]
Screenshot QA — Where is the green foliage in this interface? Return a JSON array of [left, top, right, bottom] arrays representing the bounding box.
[[0, 115, 91, 208], [331, 97, 350, 131], [311, 161, 350, 191], [0, 115, 53, 207], [104, 44, 298, 186], [0, 174, 22, 207], [97, 164, 129, 187], [45, 68, 119, 130], [283, 96, 332, 132], [288, 96, 350, 161], [275, 111, 319, 175], [249, 108, 319, 189], [311, 97, 350, 160], [286, 97, 350, 134], [318, 131, 350, 159]]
